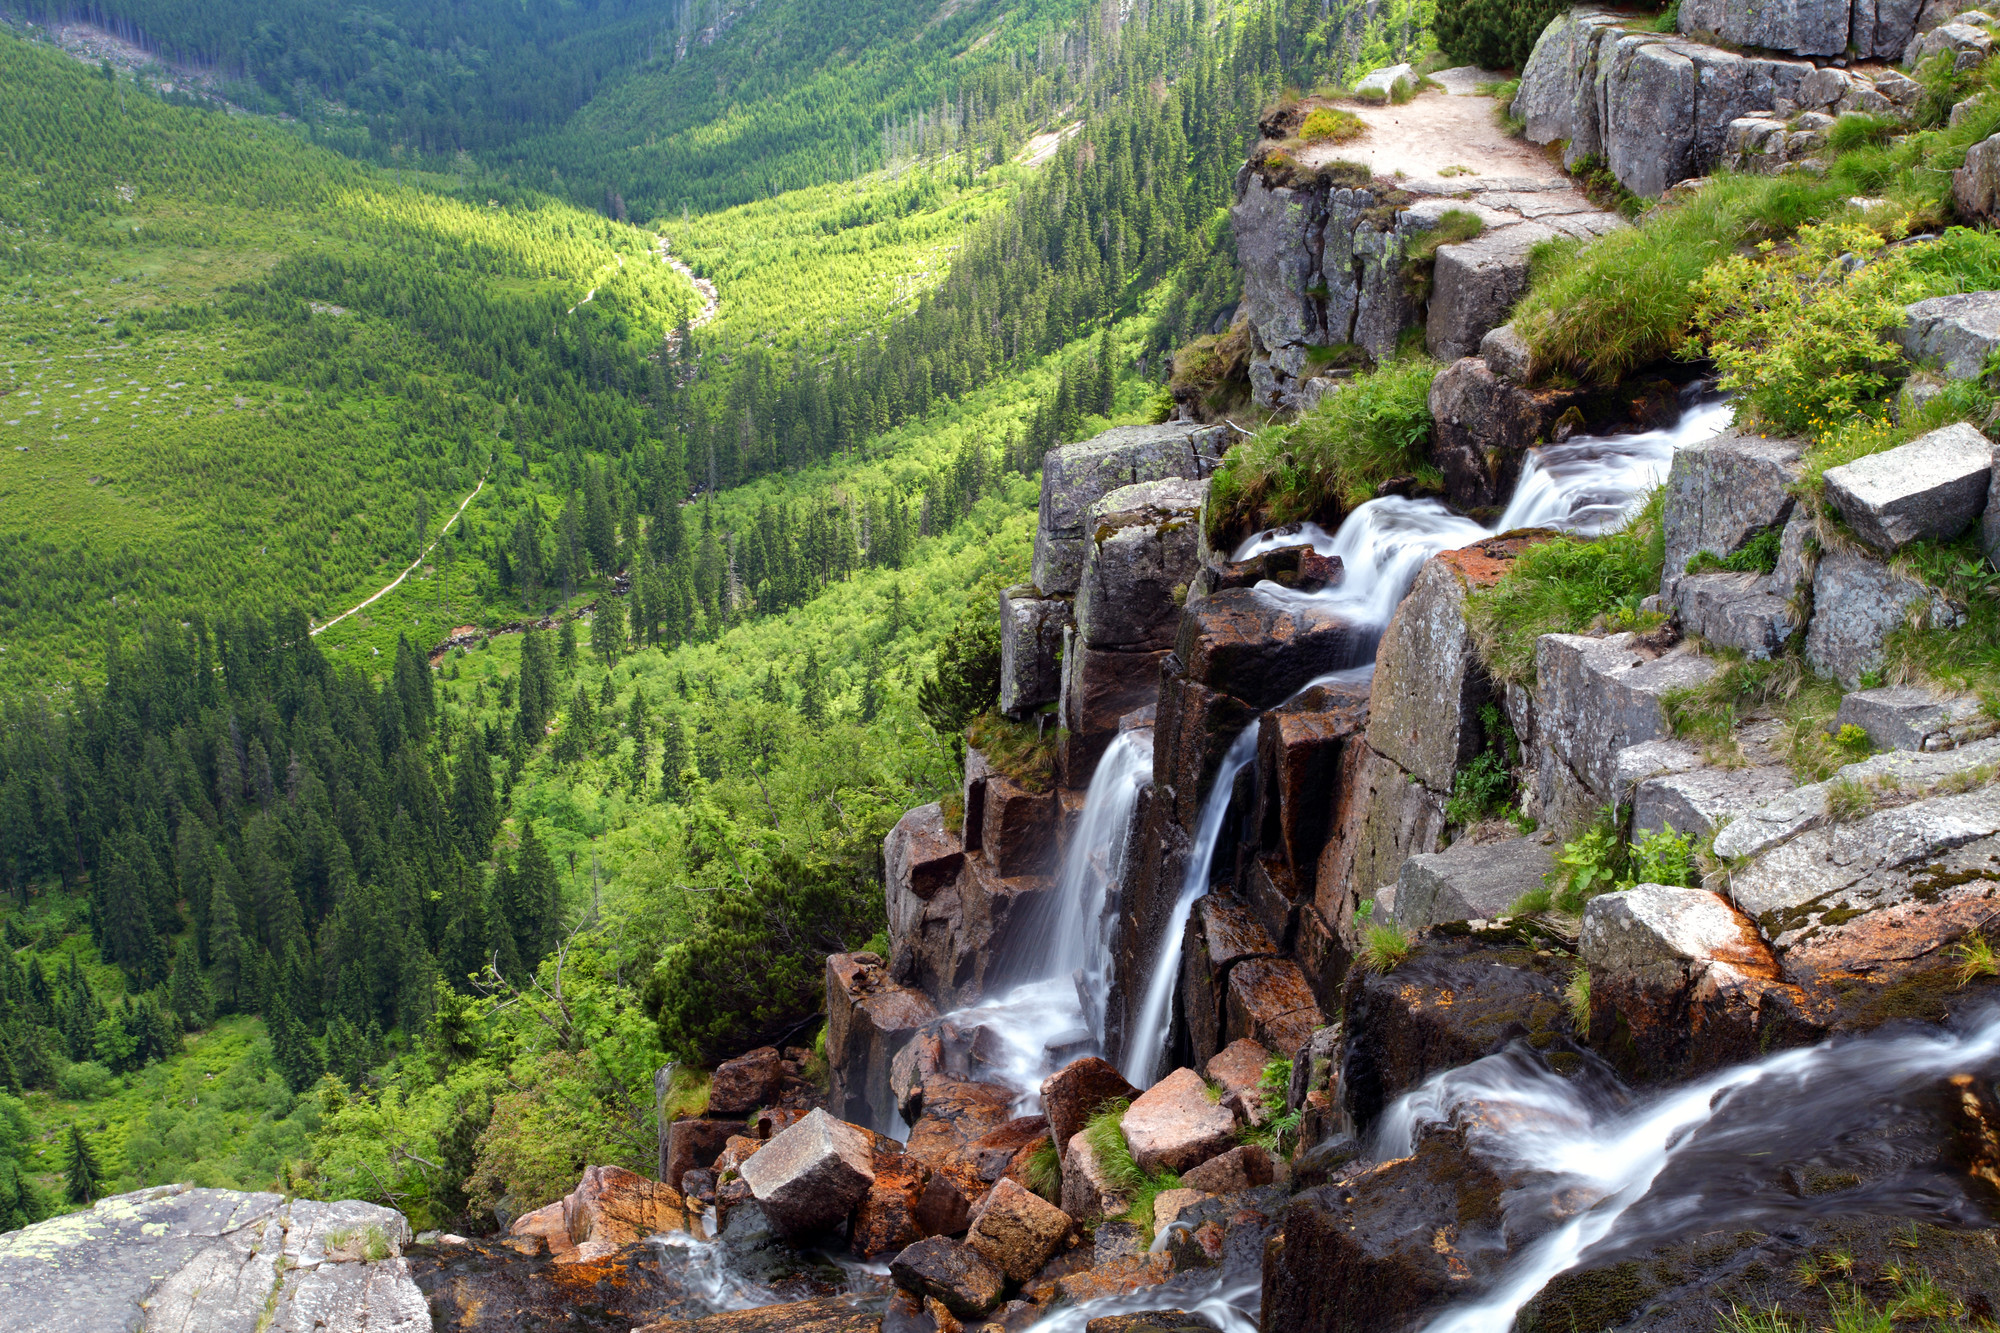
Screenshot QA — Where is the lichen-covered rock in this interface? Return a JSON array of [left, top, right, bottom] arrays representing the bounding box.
[[1713, 734, 2000, 860], [1805, 546, 1961, 688], [1834, 684, 1995, 751], [1515, 11, 1815, 196], [1821, 423, 1992, 553], [964, 1179, 1071, 1283], [1670, 571, 1798, 660], [1365, 552, 1498, 795], [1535, 633, 1719, 804], [1632, 762, 1793, 839], [1032, 424, 1221, 596], [1907, 17, 1994, 69], [738, 1109, 878, 1237], [826, 952, 937, 1129], [1076, 478, 1207, 653], [554, 1165, 693, 1263], [1479, 324, 1536, 383], [1224, 956, 1325, 1057], [0, 1185, 425, 1333], [1394, 835, 1555, 930], [889, 1236, 1005, 1318], [1120, 1067, 1238, 1174], [1658, 426, 1803, 588], [1679, 0, 1862, 55], [1893, 291, 2000, 379], [999, 587, 1067, 718], [1583, 884, 1775, 973], [1952, 133, 2000, 222]]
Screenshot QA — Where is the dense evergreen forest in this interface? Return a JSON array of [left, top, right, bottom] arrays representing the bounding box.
[[0, 0, 1434, 1228]]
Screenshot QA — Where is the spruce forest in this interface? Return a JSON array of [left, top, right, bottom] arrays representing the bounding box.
[[0, 0, 1434, 1227]]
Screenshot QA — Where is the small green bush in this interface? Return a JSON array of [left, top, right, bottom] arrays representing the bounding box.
[[55, 1060, 115, 1102], [1548, 810, 1625, 911], [1684, 527, 1780, 576], [1444, 703, 1518, 825], [1628, 826, 1696, 888], [1433, 0, 1569, 71]]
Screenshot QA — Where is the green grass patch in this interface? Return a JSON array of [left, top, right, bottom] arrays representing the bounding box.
[[1359, 923, 1414, 973], [1299, 107, 1367, 144], [1685, 527, 1781, 576], [1081, 1100, 1183, 1235], [1464, 489, 1666, 686], [1026, 1135, 1062, 1201], [1206, 358, 1439, 540]]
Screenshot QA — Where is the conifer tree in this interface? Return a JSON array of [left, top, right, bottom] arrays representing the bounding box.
[[266, 986, 323, 1095], [62, 1124, 101, 1205], [590, 604, 622, 667], [1096, 327, 1117, 415]]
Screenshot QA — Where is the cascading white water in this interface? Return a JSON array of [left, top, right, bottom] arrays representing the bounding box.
[[1119, 724, 1262, 1087], [928, 730, 1156, 1109], [1385, 1007, 2000, 1333]]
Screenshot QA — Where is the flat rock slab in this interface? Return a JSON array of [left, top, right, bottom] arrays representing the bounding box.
[[1713, 734, 2000, 862], [1672, 570, 1797, 660], [1581, 884, 1775, 972], [999, 586, 1067, 717], [1893, 290, 2000, 380], [1835, 684, 1995, 751], [1076, 477, 1208, 652], [1394, 835, 1555, 930], [1536, 633, 1719, 799], [0, 1185, 424, 1333], [889, 1236, 1005, 1318], [1633, 763, 1795, 839], [1821, 423, 1993, 553]]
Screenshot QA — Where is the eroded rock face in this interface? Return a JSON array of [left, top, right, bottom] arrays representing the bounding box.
[[1670, 571, 1798, 660], [710, 1048, 787, 1117], [965, 1179, 1072, 1283], [1260, 1132, 1515, 1333], [1033, 425, 1222, 597], [1805, 546, 1960, 688], [739, 1109, 878, 1237], [1835, 684, 1995, 752], [826, 952, 938, 1129], [1952, 133, 2000, 222], [1535, 632, 1718, 824], [0, 1185, 426, 1333], [1394, 836, 1554, 932], [1340, 932, 1578, 1134], [1894, 292, 2000, 380], [1041, 1058, 1140, 1168], [1821, 423, 1992, 554], [1000, 587, 1068, 718], [1425, 357, 1547, 513]]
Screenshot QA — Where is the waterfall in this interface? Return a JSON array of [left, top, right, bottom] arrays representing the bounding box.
[[1389, 1006, 2000, 1333], [1119, 724, 1262, 1088], [930, 730, 1155, 1108]]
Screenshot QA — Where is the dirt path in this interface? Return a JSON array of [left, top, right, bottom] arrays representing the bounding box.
[[1299, 73, 1561, 188], [311, 473, 486, 637]]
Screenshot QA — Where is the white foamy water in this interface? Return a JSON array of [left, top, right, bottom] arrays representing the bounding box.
[[1396, 1007, 2000, 1333]]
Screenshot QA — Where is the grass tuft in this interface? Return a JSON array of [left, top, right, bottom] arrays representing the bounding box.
[[1565, 965, 1591, 1030], [1025, 1135, 1062, 1201], [1360, 923, 1414, 973], [1300, 107, 1367, 144], [1953, 930, 1998, 988]]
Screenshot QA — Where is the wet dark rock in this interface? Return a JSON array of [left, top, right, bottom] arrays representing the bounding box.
[[1254, 682, 1370, 900], [1260, 1132, 1516, 1333], [1086, 1312, 1216, 1333], [889, 1237, 1005, 1318], [1198, 544, 1344, 600], [827, 953, 938, 1128], [1340, 932, 1578, 1136], [964, 1179, 1072, 1283], [1425, 358, 1551, 514], [1175, 590, 1370, 711], [1224, 956, 1324, 1059], [973, 774, 1059, 879], [634, 1294, 887, 1333], [666, 1119, 747, 1194], [854, 1157, 933, 1259], [1180, 896, 1283, 1066], [1180, 1144, 1277, 1194]]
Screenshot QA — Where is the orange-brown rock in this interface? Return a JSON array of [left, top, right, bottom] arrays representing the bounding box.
[[1173, 589, 1367, 711], [853, 1156, 933, 1259], [1179, 1144, 1275, 1194], [1203, 1039, 1273, 1127], [709, 1047, 787, 1116], [977, 773, 1059, 878], [1051, 1252, 1173, 1305], [1120, 1068, 1236, 1175], [664, 1118, 742, 1193], [1223, 956, 1322, 1057], [905, 1079, 1017, 1170], [504, 1199, 574, 1260], [1179, 897, 1281, 1066], [715, 1135, 764, 1176], [965, 1179, 1072, 1283], [1253, 683, 1370, 897], [503, 1165, 691, 1264], [633, 1294, 886, 1333], [1039, 1057, 1139, 1167]]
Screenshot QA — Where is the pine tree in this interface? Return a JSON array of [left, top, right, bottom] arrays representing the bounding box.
[[166, 943, 212, 1029], [1095, 327, 1117, 415], [558, 617, 578, 671], [62, 1123, 101, 1205], [266, 986, 323, 1095], [590, 603, 622, 666], [508, 823, 561, 966], [658, 719, 686, 804]]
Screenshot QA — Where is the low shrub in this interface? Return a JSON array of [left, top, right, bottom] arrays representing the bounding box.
[[1444, 703, 1519, 825], [1548, 811, 1626, 911], [1565, 966, 1591, 1029], [1206, 357, 1439, 538], [1628, 826, 1696, 887], [1684, 527, 1780, 576], [1299, 106, 1366, 144], [1433, 0, 1569, 71]]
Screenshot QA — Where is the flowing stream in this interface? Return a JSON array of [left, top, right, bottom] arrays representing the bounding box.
[[1386, 1006, 2000, 1333]]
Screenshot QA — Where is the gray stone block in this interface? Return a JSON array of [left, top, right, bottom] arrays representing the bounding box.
[[998, 586, 1067, 717], [1074, 477, 1206, 652], [1822, 423, 1992, 553], [1893, 290, 2000, 378], [1659, 426, 1804, 586], [1581, 883, 1767, 973], [1833, 684, 1994, 751], [1632, 764, 1795, 839], [1479, 324, 1535, 383], [1366, 554, 1489, 796], [1906, 18, 1993, 69], [1711, 733, 2000, 860], [1610, 738, 1704, 808], [1427, 223, 1555, 363], [1394, 835, 1556, 930], [739, 1107, 878, 1236], [1678, 0, 1850, 55], [1953, 132, 2000, 222], [1535, 633, 1720, 800], [1672, 571, 1798, 659], [1031, 424, 1217, 594], [1804, 545, 1959, 688]]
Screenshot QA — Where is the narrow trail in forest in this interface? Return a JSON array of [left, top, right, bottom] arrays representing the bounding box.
[[310, 472, 487, 637]]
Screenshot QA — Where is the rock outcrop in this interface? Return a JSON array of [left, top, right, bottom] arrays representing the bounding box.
[[0, 1185, 425, 1333]]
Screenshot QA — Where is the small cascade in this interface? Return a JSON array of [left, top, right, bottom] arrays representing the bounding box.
[[1116, 389, 1735, 1089], [1389, 1006, 2000, 1333]]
